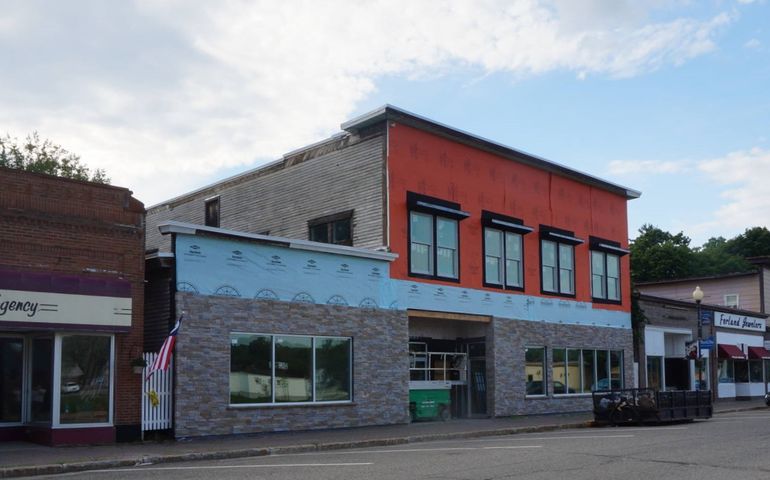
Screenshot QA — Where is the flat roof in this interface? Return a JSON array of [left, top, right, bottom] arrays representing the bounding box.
[[342, 105, 641, 200], [149, 105, 641, 209], [639, 293, 768, 318], [636, 270, 757, 287], [157, 221, 398, 262]]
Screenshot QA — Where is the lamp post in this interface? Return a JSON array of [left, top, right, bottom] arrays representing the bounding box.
[[692, 286, 704, 391]]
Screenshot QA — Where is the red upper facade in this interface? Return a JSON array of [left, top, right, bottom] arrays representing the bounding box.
[[354, 110, 637, 313]]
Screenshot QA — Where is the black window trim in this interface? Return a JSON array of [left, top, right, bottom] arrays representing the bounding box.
[[539, 225, 581, 298], [481, 210, 532, 291], [589, 236, 626, 305], [407, 192, 466, 283]]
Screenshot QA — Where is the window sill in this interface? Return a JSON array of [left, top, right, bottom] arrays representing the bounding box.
[[408, 272, 461, 283], [540, 290, 576, 299], [228, 401, 356, 410], [592, 297, 622, 305]]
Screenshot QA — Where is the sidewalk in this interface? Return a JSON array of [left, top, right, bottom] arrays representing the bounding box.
[[1, 399, 766, 478]]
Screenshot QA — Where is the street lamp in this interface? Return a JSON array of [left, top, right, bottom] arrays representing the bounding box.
[[692, 286, 704, 391]]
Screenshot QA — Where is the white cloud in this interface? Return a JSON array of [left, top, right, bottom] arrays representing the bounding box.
[[693, 147, 770, 233], [608, 159, 687, 175], [744, 38, 761, 48], [0, 0, 732, 205]]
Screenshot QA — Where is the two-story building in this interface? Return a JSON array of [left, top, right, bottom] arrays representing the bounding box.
[[146, 106, 640, 436]]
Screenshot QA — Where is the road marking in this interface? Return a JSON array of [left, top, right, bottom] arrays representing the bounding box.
[[59, 462, 374, 475], [277, 445, 543, 457], [463, 434, 635, 443]]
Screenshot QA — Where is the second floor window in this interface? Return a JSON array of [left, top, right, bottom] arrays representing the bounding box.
[[308, 210, 353, 246], [410, 212, 458, 278], [589, 237, 629, 303], [205, 197, 220, 227], [540, 226, 583, 296], [482, 211, 533, 289], [408, 192, 469, 281], [591, 251, 620, 301]]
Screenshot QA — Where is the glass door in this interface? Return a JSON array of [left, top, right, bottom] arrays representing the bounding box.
[[0, 337, 24, 423], [29, 337, 54, 423]]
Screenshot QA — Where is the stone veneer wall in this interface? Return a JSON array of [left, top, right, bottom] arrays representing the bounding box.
[[489, 317, 634, 416], [173, 292, 409, 438]]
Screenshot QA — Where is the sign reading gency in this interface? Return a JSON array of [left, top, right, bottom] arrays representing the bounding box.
[[0, 289, 131, 327], [715, 311, 766, 332]]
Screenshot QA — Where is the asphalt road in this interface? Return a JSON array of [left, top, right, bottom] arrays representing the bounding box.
[[33, 411, 770, 480]]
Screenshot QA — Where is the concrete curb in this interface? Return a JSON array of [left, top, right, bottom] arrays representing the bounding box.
[[4, 406, 766, 479], [0, 421, 592, 478]]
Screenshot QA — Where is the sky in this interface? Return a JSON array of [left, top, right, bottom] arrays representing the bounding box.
[[1, 0, 768, 246]]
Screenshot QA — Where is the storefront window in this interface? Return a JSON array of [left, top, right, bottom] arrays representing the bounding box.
[[275, 336, 312, 403], [552, 348, 566, 394], [230, 334, 352, 405], [610, 350, 623, 388], [765, 360, 770, 384], [734, 360, 749, 383], [582, 349, 595, 392], [695, 358, 710, 390], [596, 350, 609, 387], [647, 356, 662, 391], [749, 360, 763, 383], [525, 346, 546, 395], [718, 359, 735, 383], [59, 335, 111, 424], [567, 349, 581, 393], [552, 348, 624, 394], [314, 337, 351, 401], [230, 334, 272, 404], [0, 338, 23, 423]]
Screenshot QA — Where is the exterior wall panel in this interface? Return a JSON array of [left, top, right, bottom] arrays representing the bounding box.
[[146, 135, 386, 252], [386, 122, 631, 313], [489, 318, 633, 416], [174, 293, 409, 437]]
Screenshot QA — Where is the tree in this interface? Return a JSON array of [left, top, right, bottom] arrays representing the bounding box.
[[725, 227, 770, 259], [0, 132, 109, 183], [630, 224, 696, 283], [692, 236, 751, 276]]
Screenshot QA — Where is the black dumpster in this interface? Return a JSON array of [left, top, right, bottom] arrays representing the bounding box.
[[593, 388, 712, 425]]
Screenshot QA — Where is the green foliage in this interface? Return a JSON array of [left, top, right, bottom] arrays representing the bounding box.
[[630, 224, 696, 283], [631, 224, 768, 283], [0, 132, 109, 183], [725, 227, 770, 258]]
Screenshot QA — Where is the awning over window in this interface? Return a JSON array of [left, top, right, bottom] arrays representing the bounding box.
[[748, 346, 770, 360], [718, 344, 747, 359]]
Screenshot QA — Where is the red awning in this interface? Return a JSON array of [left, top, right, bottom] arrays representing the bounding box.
[[718, 344, 747, 359], [748, 346, 770, 360]]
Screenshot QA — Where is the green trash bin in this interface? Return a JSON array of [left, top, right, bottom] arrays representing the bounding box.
[[409, 385, 451, 421]]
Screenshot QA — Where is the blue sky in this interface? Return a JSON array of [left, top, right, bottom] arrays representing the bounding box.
[[1, 0, 768, 246]]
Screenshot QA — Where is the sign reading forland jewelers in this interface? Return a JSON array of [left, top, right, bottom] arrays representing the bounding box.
[[0, 289, 131, 327], [715, 311, 766, 332]]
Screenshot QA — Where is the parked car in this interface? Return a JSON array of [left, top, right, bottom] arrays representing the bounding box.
[[526, 380, 576, 395], [61, 381, 80, 394], [593, 378, 621, 391], [764, 392, 770, 407]]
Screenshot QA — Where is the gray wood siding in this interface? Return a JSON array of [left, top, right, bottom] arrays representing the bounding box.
[[146, 134, 386, 252]]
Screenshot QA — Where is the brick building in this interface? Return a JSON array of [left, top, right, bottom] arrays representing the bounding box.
[[0, 167, 145, 444], [146, 106, 640, 436]]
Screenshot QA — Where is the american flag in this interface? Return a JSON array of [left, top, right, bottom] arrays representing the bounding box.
[[146, 315, 182, 380]]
